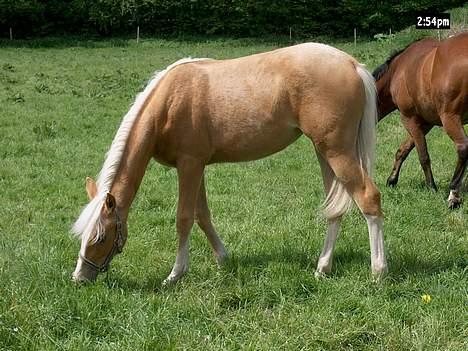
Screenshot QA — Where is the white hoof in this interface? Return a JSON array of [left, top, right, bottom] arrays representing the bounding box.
[[314, 270, 328, 280], [162, 265, 188, 287], [371, 264, 388, 282]]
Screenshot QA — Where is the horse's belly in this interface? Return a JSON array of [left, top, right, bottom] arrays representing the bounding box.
[[209, 121, 302, 163]]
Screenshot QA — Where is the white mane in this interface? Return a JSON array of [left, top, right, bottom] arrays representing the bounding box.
[[72, 57, 209, 242]]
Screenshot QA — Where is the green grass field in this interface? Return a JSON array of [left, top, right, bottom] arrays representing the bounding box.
[[0, 13, 467, 351]]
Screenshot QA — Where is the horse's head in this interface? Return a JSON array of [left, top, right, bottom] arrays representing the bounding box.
[[72, 177, 127, 283]]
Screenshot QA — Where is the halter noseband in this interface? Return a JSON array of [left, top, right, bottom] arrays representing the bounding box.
[[79, 209, 124, 273]]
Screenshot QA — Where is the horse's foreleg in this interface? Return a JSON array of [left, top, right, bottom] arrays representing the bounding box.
[[163, 157, 205, 286], [195, 174, 227, 266], [441, 113, 468, 209], [387, 134, 415, 187], [401, 116, 437, 191]]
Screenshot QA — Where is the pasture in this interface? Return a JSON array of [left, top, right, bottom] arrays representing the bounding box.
[[0, 33, 467, 350]]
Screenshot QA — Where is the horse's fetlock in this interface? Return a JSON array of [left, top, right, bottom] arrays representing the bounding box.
[[456, 142, 468, 159]]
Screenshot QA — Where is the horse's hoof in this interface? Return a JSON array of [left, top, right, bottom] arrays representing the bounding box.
[[448, 198, 462, 209], [314, 270, 328, 280], [162, 267, 188, 287], [371, 265, 388, 283], [386, 177, 398, 187], [448, 191, 462, 209], [162, 277, 178, 288], [215, 250, 228, 268]]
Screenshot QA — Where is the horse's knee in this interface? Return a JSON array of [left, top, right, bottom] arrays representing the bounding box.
[[177, 213, 195, 233], [418, 152, 431, 167]]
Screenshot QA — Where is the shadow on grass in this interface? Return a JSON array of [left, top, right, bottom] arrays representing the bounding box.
[[387, 252, 466, 282], [97, 240, 465, 292]]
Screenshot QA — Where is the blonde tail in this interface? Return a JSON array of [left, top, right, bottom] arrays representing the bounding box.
[[322, 64, 377, 219]]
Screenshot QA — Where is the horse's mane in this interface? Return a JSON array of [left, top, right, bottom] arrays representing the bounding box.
[[372, 39, 425, 81], [72, 57, 208, 242]]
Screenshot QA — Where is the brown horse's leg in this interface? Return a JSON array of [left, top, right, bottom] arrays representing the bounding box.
[[440, 113, 468, 209], [163, 156, 205, 285], [387, 135, 415, 187], [400, 115, 437, 191], [324, 153, 387, 280], [387, 124, 434, 189], [315, 152, 342, 277], [195, 174, 228, 265]]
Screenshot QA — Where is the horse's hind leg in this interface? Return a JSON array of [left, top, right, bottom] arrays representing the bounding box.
[[315, 152, 342, 278], [163, 156, 205, 286], [325, 153, 388, 280], [195, 174, 227, 265], [440, 112, 468, 209]]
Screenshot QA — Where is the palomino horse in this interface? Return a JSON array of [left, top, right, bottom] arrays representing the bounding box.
[[373, 33, 468, 208], [72, 43, 387, 285]]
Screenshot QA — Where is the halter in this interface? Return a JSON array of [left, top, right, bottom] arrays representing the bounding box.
[[79, 209, 124, 273]]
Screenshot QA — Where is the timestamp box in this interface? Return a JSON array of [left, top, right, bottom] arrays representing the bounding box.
[[416, 13, 450, 29]]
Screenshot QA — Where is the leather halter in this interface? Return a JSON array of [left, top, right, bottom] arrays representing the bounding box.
[[79, 209, 124, 273]]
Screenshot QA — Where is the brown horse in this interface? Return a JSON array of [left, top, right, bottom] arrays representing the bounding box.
[[373, 33, 468, 208], [72, 43, 387, 285]]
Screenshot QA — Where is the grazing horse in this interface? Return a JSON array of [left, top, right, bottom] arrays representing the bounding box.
[[72, 43, 387, 285], [373, 33, 468, 208]]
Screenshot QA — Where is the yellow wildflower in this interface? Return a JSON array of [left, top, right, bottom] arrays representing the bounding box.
[[421, 294, 432, 303]]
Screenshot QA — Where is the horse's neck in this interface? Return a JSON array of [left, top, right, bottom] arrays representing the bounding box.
[[377, 70, 397, 120], [109, 116, 155, 220]]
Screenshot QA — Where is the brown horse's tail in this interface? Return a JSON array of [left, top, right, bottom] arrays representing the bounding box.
[[322, 65, 377, 219]]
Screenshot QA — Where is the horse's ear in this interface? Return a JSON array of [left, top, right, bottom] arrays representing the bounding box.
[[86, 177, 97, 200], [104, 193, 116, 213]]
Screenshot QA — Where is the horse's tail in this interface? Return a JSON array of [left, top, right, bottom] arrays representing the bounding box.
[[322, 64, 377, 219]]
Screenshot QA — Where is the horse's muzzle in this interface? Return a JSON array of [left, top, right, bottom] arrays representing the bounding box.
[[72, 257, 99, 283]]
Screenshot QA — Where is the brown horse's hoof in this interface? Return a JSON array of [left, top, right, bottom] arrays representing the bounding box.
[[448, 191, 462, 209], [386, 176, 398, 187], [448, 198, 462, 209]]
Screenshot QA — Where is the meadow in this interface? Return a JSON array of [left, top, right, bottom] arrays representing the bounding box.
[[0, 15, 467, 351]]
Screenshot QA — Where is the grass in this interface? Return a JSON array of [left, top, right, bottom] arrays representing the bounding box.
[[0, 9, 467, 351]]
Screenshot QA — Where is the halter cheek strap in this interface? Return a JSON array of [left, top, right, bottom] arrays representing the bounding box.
[[79, 209, 124, 273]]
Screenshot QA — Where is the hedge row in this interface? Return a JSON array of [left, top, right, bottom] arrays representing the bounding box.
[[0, 0, 464, 38]]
